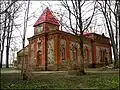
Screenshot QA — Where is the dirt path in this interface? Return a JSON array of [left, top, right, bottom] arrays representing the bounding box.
[[1, 68, 119, 74], [85, 67, 119, 73]]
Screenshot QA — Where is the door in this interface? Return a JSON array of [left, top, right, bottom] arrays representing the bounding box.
[[37, 50, 42, 66]]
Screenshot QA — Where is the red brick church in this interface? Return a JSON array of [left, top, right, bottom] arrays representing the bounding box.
[[17, 7, 112, 70]]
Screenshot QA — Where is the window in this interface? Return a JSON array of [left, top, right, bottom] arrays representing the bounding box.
[[84, 48, 89, 60], [38, 42, 41, 50], [37, 25, 43, 34], [25, 55, 28, 64], [61, 44, 65, 61], [99, 50, 102, 62], [37, 50, 42, 66], [100, 50, 106, 62], [73, 46, 77, 61], [103, 50, 105, 62], [62, 47, 65, 60]]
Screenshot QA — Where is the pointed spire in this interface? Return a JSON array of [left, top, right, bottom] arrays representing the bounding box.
[[33, 7, 60, 27]]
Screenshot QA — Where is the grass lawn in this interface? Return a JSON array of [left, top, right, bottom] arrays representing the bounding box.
[[1, 69, 119, 89]]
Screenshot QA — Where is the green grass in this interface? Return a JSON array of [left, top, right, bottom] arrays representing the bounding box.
[[1, 70, 119, 89]]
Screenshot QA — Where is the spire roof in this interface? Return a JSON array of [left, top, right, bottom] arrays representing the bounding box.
[[33, 7, 60, 27]]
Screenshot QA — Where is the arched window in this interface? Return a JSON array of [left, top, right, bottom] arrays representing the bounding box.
[[99, 50, 102, 62], [62, 47, 65, 60], [104, 49, 108, 65], [61, 44, 65, 60], [84, 47, 89, 60], [73, 46, 77, 61], [38, 42, 41, 50]]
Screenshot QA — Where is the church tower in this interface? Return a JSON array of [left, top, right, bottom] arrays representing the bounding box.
[[27, 7, 60, 70], [33, 7, 60, 35]]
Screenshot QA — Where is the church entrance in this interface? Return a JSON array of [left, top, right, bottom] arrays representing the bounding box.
[[37, 50, 42, 66]]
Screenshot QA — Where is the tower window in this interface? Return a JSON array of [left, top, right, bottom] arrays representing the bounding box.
[[38, 42, 41, 50]]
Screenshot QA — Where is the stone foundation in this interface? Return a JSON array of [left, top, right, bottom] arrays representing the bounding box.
[[17, 62, 112, 71]]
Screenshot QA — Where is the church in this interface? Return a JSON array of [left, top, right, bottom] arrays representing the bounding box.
[[17, 7, 112, 71]]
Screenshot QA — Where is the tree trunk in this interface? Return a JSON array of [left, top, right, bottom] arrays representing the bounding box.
[[0, 1, 2, 68], [118, 1, 120, 68], [112, 45, 119, 68], [21, 0, 30, 80], [6, 12, 11, 68], [0, 12, 7, 68], [6, 46, 9, 68], [0, 50, 3, 68], [77, 36, 85, 75]]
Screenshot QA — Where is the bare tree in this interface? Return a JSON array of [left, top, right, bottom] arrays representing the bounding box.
[[61, 0, 97, 75], [0, 1, 9, 68], [0, 0, 17, 14], [97, 0, 119, 68], [21, 0, 30, 80], [0, 1, 38, 69], [0, 0, 24, 68], [0, 2, 1, 67], [5, 0, 15, 68]]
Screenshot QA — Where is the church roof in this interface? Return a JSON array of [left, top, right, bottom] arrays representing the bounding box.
[[33, 7, 60, 27]]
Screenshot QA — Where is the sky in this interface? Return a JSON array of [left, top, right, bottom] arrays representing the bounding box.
[[2, 1, 110, 64]]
